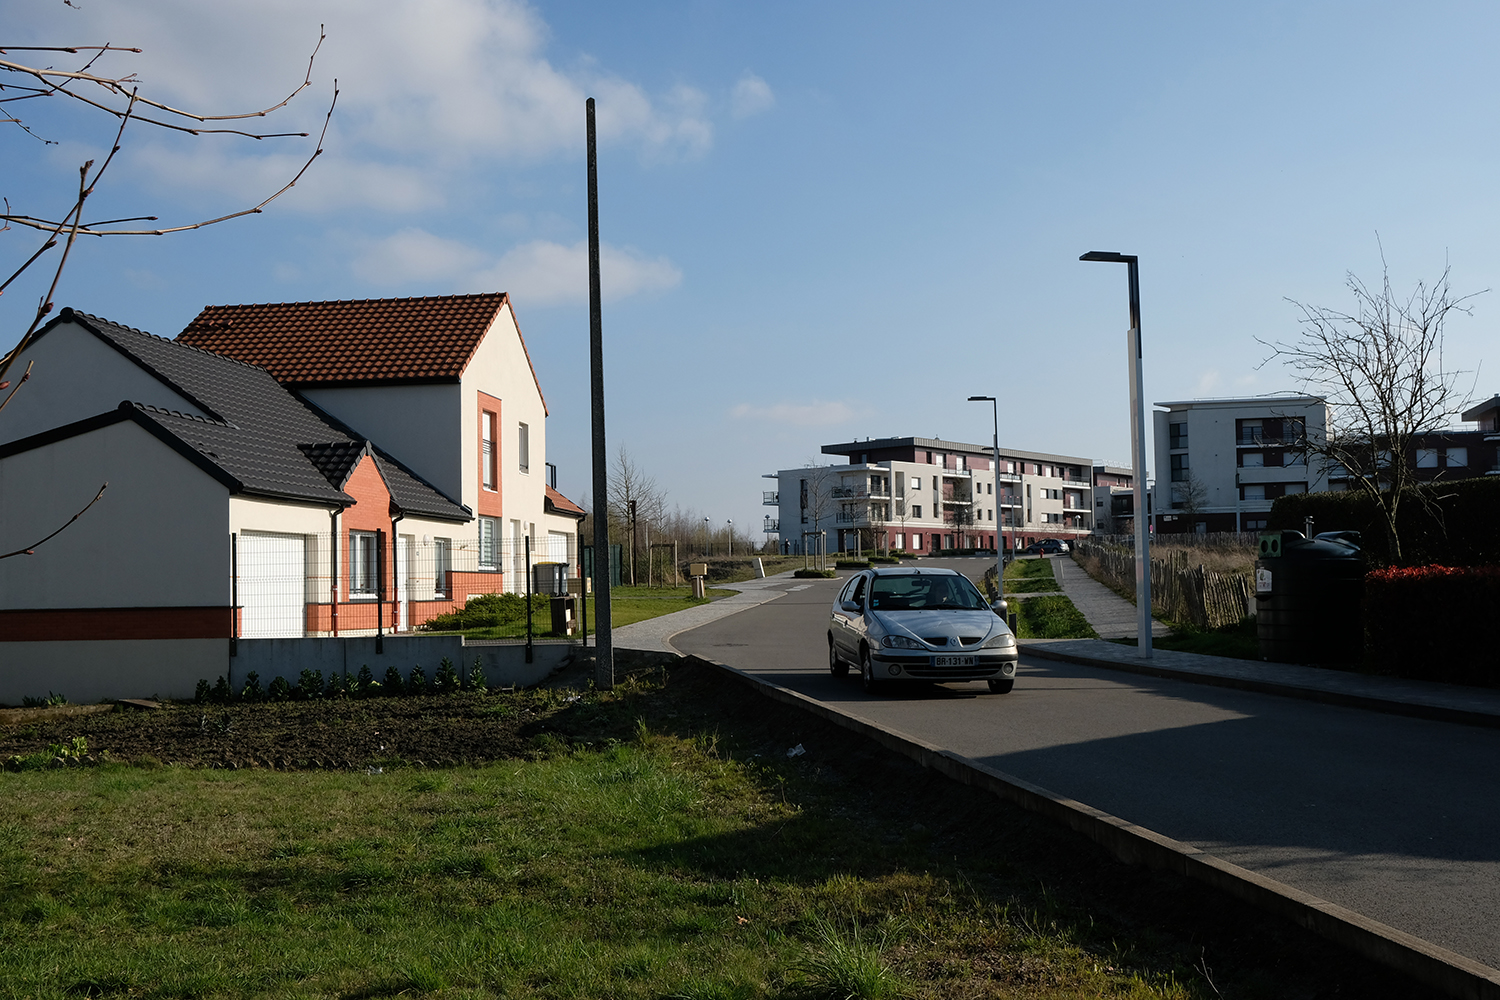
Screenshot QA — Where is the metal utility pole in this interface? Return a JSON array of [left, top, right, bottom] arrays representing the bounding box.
[[587, 98, 613, 689], [968, 395, 1004, 618], [1080, 251, 1152, 657]]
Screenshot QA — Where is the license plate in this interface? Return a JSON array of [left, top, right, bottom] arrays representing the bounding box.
[[933, 655, 975, 667]]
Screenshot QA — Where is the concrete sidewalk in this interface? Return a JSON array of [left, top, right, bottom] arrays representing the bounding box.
[[1021, 637, 1500, 730], [1027, 555, 1171, 639], [610, 573, 794, 653]]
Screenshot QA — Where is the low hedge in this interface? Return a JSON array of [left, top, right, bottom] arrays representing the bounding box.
[[834, 559, 871, 569], [1363, 565, 1500, 685], [793, 568, 837, 578]]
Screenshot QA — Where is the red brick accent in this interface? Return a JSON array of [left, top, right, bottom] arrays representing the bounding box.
[[0, 607, 231, 641], [477, 391, 503, 518]]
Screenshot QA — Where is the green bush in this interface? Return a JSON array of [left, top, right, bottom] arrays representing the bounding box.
[[466, 657, 487, 691], [1364, 565, 1500, 685], [267, 675, 292, 701], [793, 568, 837, 578], [433, 657, 461, 693], [241, 671, 262, 700], [1270, 479, 1500, 567], [296, 669, 324, 700], [382, 666, 405, 695], [419, 591, 552, 631], [834, 559, 871, 569], [407, 666, 427, 695]]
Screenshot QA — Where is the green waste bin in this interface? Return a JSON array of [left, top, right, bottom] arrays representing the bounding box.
[[1255, 530, 1365, 664]]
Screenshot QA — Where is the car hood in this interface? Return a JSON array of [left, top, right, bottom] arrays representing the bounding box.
[[871, 608, 1002, 643]]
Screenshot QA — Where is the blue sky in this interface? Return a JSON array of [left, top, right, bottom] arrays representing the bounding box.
[[5, 1, 1496, 540]]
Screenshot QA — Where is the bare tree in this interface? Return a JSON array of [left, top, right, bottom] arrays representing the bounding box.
[[798, 462, 837, 567], [1260, 250, 1484, 562], [1, 30, 335, 392], [1173, 469, 1208, 527], [606, 447, 666, 585]]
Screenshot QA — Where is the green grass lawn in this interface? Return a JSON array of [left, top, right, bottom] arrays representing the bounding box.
[[0, 666, 1433, 1000], [1112, 617, 1260, 660], [435, 586, 738, 640], [1004, 557, 1056, 583], [1012, 595, 1099, 640]]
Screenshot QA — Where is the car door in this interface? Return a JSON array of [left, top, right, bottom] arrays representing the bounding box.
[[831, 573, 867, 659]]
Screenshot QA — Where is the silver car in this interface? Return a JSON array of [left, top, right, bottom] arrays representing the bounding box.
[[828, 566, 1018, 694]]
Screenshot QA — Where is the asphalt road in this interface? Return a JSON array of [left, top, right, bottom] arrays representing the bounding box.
[[671, 562, 1500, 971]]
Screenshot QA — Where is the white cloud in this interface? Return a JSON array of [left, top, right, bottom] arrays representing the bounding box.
[[352, 228, 487, 284], [351, 229, 681, 304], [729, 400, 855, 426], [478, 239, 682, 304], [1194, 369, 1222, 395], [731, 73, 775, 119]]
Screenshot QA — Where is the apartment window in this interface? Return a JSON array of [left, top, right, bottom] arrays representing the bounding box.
[[987, 509, 993, 521], [1237, 419, 1263, 446], [1241, 451, 1264, 468], [912, 504, 922, 519], [350, 531, 379, 596], [433, 538, 452, 597], [517, 422, 530, 473], [1242, 484, 1265, 500], [482, 411, 498, 490], [478, 516, 498, 569], [1446, 447, 1468, 467], [1245, 518, 1268, 530], [1170, 453, 1190, 482], [1169, 422, 1188, 449], [911, 477, 922, 491], [894, 533, 905, 550]]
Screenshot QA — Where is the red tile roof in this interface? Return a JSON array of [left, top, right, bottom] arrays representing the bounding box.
[[177, 293, 535, 392], [545, 485, 586, 518]]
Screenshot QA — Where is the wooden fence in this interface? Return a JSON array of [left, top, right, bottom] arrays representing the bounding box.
[[1073, 540, 1254, 630]]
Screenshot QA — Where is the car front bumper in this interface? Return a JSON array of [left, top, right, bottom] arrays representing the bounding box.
[[870, 650, 1018, 682]]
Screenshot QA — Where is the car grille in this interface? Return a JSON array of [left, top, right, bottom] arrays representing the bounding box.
[[922, 636, 948, 646], [903, 662, 1001, 679], [958, 636, 983, 646]]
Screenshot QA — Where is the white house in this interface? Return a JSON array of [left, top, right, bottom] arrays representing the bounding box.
[[0, 295, 584, 704]]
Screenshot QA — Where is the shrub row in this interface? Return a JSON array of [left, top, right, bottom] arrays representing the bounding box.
[[1363, 565, 1500, 686], [419, 592, 554, 632], [196, 657, 487, 704], [1269, 478, 1500, 567]]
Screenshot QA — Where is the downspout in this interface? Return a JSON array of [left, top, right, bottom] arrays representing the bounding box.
[[329, 506, 344, 637], [391, 508, 405, 634]]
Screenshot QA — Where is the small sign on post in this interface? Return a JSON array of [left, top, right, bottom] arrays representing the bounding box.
[[688, 563, 707, 599]]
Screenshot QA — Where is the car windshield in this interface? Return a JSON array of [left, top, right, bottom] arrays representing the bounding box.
[[868, 574, 988, 611]]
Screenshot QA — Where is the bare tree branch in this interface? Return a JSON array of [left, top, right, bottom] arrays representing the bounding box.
[[0, 482, 107, 560]]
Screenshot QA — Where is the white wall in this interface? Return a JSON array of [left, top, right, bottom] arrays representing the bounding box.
[[0, 639, 225, 705], [0, 419, 229, 609], [300, 383, 463, 501], [462, 302, 551, 532], [0, 321, 207, 445]]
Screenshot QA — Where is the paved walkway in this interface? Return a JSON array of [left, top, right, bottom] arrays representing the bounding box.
[[610, 572, 793, 652], [1029, 555, 1172, 639]]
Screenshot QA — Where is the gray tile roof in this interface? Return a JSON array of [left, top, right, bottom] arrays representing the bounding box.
[[62, 309, 470, 521]]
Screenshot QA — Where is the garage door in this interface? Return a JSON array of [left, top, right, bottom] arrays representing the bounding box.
[[238, 531, 306, 638]]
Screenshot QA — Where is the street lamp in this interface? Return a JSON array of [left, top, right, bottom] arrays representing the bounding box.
[[967, 395, 1005, 620], [727, 519, 733, 557], [1079, 251, 1152, 657], [703, 516, 710, 556]]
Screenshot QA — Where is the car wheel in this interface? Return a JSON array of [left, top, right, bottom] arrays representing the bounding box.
[[987, 678, 1014, 694], [861, 649, 883, 695], [828, 637, 849, 678]]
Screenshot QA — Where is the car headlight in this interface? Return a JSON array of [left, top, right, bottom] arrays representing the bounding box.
[[881, 634, 925, 649], [982, 632, 1016, 649]]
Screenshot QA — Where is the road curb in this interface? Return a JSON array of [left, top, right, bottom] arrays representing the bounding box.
[[661, 649, 1500, 1000], [1018, 643, 1500, 731]]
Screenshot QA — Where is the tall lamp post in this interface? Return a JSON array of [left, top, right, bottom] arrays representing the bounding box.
[[967, 395, 1005, 619], [726, 519, 733, 557], [1079, 251, 1151, 657], [703, 516, 710, 556]]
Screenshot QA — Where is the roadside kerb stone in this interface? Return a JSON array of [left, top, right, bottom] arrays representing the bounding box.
[[1020, 638, 1500, 731], [654, 649, 1500, 1000]]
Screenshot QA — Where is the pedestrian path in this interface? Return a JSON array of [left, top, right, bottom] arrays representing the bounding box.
[[1047, 555, 1172, 639], [611, 573, 793, 653]]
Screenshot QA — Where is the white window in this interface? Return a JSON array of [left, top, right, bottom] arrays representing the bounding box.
[[433, 538, 452, 597], [1446, 447, 1468, 467], [482, 411, 498, 489], [1243, 484, 1265, 500], [1415, 449, 1438, 468], [1241, 451, 1264, 468], [478, 517, 498, 569], [1284, 483, 1306, 495], [911, 477, 922, 491], [350, 531, 379, 596], [517, 422, 530, 473], [894, 533, 905, 550]]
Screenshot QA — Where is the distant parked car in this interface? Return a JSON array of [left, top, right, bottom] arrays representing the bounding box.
[[1022, 542, 1045, 555], [1038, 539, 1069, 554]]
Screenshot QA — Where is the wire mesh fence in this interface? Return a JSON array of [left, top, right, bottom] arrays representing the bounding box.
[[232, 530, 581, 639]]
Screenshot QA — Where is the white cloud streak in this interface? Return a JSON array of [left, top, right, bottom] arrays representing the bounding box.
[[731, 73, 775, 119], [352, 229, 682, 304]]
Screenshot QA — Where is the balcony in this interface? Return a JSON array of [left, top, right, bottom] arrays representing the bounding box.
[[997, 472, 1022, 483], [763, 491, 779, 505], [763, 516, 779, 532], [830, 486, 867, 499]]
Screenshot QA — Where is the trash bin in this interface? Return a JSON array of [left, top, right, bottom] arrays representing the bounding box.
[[549, 595, 576, 636], [1255, 530, 1365, 664], [533, 562, 566, 595]]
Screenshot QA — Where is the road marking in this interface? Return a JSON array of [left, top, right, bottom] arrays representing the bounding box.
[[788, 584, 812, 591]]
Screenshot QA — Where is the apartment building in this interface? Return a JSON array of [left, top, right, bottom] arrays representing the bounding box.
[[765, 436, 1096, 554], [1091, 464, 1138, 535], [1152, 395, 1330, 534]]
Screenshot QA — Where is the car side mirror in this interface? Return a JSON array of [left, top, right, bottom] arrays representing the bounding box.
[[990, 599, 1009, 617], [840, 600, 862, 613]]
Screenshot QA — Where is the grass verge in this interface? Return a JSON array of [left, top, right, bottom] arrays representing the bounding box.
[[0, 662, 1437, 999], [1111, 617, 1260, 659], [1013, 594, 1099, 639]]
